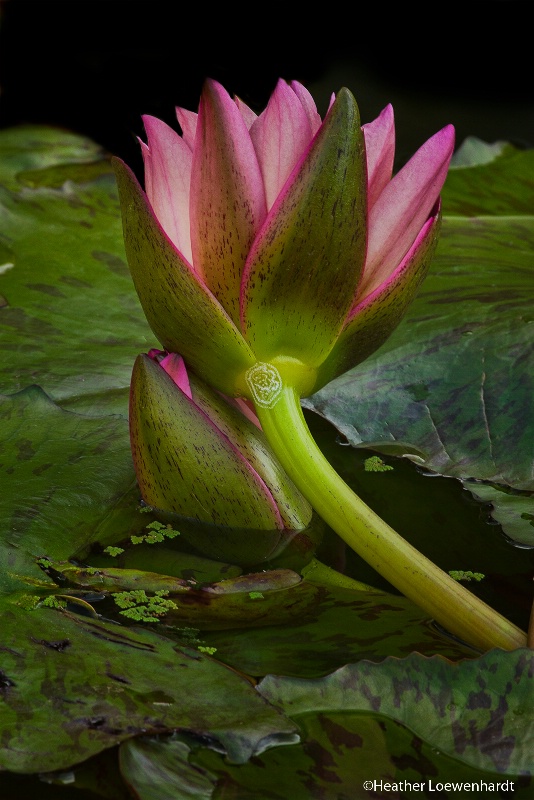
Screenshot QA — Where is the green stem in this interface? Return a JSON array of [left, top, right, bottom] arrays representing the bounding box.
[[256, 385, 527, 652]]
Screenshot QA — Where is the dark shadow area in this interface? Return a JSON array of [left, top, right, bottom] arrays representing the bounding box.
[[0, 0, 532, 178]]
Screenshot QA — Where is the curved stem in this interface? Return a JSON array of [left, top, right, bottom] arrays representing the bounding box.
[[256, 385, 527, 652]]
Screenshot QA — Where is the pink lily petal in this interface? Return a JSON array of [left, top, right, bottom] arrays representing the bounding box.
[[190, 78, 267, 324], [235, 96, 258, 129], [159, 352, 192, 399], [351, 210, 438, 320], [316, 209, 441, 387], [363, 104, 395, 211], [142, 115, 193, 264], [158, 349, 260, 429], [249, 78, 315, 210], [225, 396, 262, 428], [358, 124, 455, 300], [175, 106, 198, 150], [289, 81, 322, 135], [113, 157, 256, 397]]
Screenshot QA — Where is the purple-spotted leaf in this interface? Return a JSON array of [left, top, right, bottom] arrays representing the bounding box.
[[159, 568, 317, 630], [0, 385, 135, 590], [258, 648, 534, 776], [0, 605, 298, 774], [0, 126, 152, 416], [119, 711, 534, 799], [33, 561, 320, 630], [120, 736, 219, 800], [443, 137, 534, 214], [199, 581, 476, 674]]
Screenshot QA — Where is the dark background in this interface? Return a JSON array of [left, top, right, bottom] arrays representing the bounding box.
[[0, 0, 533, 179]]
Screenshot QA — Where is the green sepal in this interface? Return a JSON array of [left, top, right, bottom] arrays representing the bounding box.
[[113, 158, 256, 396], [315, 211, 442, 390], [241, 87, 367, 376], [188, 371, 313, 531]]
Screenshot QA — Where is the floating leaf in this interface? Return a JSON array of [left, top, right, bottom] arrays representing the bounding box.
[[445, 139, 534, 213], [27, 560, 320, 631], [258, 648, 534, 777], [119, 717, 534, 800], [199, 581, 476, 677], [0, 126, 153, 416], [0, 605, 298, 774], [0, 386, 136, 592], [120, 736, 218, 799]]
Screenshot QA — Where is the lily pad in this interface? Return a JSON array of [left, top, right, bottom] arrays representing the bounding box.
[[0, 386, 136, 594], [0, 604, 298, 774], [118, 712, 534, 800], [445, 138, 534, 214], [199, 580, 476, 677], [258, 648, 534, 777], [0, 125, 153, 417], [120, 736, 218, 800], [28, 560, 322, 631]]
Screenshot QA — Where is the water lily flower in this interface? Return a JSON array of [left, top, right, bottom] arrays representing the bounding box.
[[115, 80, 526, 651], [113, 78, 455, 402], [130, 350, 312, 533]]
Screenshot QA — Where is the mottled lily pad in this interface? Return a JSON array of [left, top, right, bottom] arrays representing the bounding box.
[[0, 126, 153, 417], [0, 386, 136, 594], [0, 604, 298, 774], [258, 648, 534, 777]]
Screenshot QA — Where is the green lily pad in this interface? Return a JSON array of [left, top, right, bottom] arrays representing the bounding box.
[[199, 579, 476, 677], [26, 560, 321, 631], [445, 138, 534, 214], [0, 386, 136, 594], [120, 736, 218, 799], [118, 713, 534, 800], [461, 482, 534, 547], [0, 125, 109, 190], [0, 125, 153, 417], [258, 648, 534, 777], [0, 604, 298, 775]]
